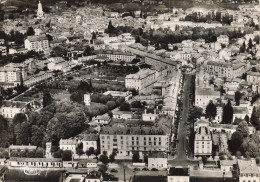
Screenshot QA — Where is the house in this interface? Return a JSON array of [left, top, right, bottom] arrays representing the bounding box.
[[94, 114, 111, 125], [195, 87, 220, 109], [232, 106, 252, 123], [75, 159, 97, 168], [9, 158, 62, 168], [85, 173, 101, 182], [59, 139, 77, 154], [220, 160, 237, 172], [148, 152, 167, 169], [103, 91, 132, 101], [168, 167, 189, 182], [0, 101, 29, 119], [62, 161, 78, 168], [112, 111, 132, 119], [142, 110, 158, 122], [24, 35, 49, 52], [81, 134, 99, 151], [237, 159, 259, 182], [133, 171, 167, 182]]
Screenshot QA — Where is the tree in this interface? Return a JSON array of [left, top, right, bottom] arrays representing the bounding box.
[[205, 100, 217, 120], [109, 154, 115, 163], [252, 67, 257, 72], [251, 107, 260, 129], [42, 90, 53, 108], [99, 154, 109, 164], [248, 38, 253, 50], [119, 102, 131, 111], [240, 41, 246, 53], [26, 27, 35, 36], [51, 46, 67, 57], [235, 91, 242, 106], [14, 122, 30, 145], [132, 152, 140, 162], [222, 100, 233, 124], [98, 164, 107, 175], [31, 125, 45, 146], [228, 131, 243, 154], [62, 150, 72, 161], [131, 101, 143, 108], [244, 115, 250, 123], [236, 120, 249, 138]]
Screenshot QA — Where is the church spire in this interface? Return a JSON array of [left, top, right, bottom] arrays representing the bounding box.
[[37, 0, 44, 19]]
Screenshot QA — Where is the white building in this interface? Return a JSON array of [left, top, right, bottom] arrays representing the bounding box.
[[84, 94, 91, 106], [1, 101, 29, 119], [9, 158, 62, 168], [195, 87, 220, 109], [37, 1, 44, 19], [125, 69, 157, 91], [25, 35, 49, 52], [59, 139, 77, 154], [168, 167, 189, 182], [194, 117, 212, 157], [148, 152, 167, 169], [238, 159, 259, 182], [81, 134, 98, 152]]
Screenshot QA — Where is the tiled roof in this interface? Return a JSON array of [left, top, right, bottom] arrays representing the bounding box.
[[59, 139, 77, 145], [168, 167, 189, 176], [10, 157, 62, 162], [238, 159, 258, 173], [100, 126, 167, 135], [27, 35, 48, 42]]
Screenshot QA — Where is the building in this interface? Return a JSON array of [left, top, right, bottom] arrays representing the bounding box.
[[0, 63, 26, 86], [9, 158, 62, 168], [194, 118, 212, 157], [100, 126, 170, 157], [220, 160, 237, 172], [37, 1, 44, 19], [237, 159, 259, 182], [133, 171, 167, 182], [168, 167, 189, 182], [59, 139, 77, 154], [94, 114, 111, 125], [205, 61, 246, 78], [247, 71, 260, 84], [145, 54, 178, 70], [1, 100, 29, 119], [217, 35, 229, 46], [24, 71, 53, 87], [125, 69, 157, 91], [112, 111, 132, 119], [103, 91, 132, 101], [84, 94, 91, 106], [46, 142, 52, 158], [148, 152, 167, 169], [233, 106, 252, 123], [81, 134, 98, 152], [24, 35, 49, 52], [195, 87, 220, 109], [98, 51, 136, 62]]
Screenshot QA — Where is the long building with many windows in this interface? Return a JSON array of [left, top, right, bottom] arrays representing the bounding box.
[[24, 35, 49, 52], [100, 126, 170, 157]]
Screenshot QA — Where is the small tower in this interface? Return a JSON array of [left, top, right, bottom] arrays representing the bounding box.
[[46, 142, 52, 158], [37, 1, 44, 19], [84, 94, 91, 106]]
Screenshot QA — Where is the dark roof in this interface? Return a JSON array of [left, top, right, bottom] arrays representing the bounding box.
[[169, 167, 189, 176], [190, 177, 237, 182], [100, 126, 167, 135], [9, 157, 62, 162]]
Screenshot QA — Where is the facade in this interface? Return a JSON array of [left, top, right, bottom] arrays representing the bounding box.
[[94, 114, 111, 125], [112, 111, 132, 119], [148, 152, 167, 169], [205, 61, 246, 78], [195, 87, 220, 109], [0, 63, 26, 86], [24, 71, 53, 87], [59, 139, 77, 154], [24, 35, 49, 52], [81, 134, 98, 152], [125, 69, 157, 91], [168, 167, 189, 182], [237, 159, 259, 182], [1, 101, 29, 119], [145, 54, 178, 70], [103, 91, 132, 101], [247, 71, 260, 84], [98, 51, 136, 62], [9, 158, 62, 168], [194, 118, 212, 157], [100, 126, 170, 157]]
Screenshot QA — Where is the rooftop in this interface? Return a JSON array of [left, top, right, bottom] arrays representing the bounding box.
[[237, 159, 258, 173], [9, 145, 37, 150], [196, 87, 220, 96], [59, 139, 77, 145], [148, 152, 167, 158], [9, 157, 62, 162], [168, 167, 189, 176], [125, 69, 156, 80], [100, 126, 168, 135], [27, 35, 48, 42]]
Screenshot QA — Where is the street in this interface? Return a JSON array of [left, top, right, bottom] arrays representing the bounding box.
[[169, 73, 198, 167]]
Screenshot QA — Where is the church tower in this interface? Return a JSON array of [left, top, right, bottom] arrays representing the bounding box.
[[37, 1, 44, 19]]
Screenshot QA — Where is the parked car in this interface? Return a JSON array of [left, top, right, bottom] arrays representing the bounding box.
[[151, 168, 159, 171], [133, 168, 140, 171], [142, 168, 149, 171], [110, 169, 118, 173]]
